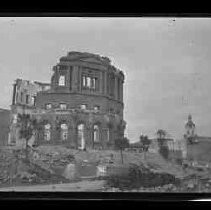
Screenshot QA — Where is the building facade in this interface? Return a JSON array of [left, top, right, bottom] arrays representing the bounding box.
[[9, 52, 126, 150], [9, 79, 51, 146]]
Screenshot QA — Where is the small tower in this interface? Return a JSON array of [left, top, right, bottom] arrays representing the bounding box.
[[185, 114, 197, 144]]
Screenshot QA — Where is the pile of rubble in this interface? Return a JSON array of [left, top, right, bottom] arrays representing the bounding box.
[[0, 147, 70, 187], [102, 183, 178, 192], [105, 162, 180, 190], [29, 146, 75, 174], [104, 159, 211, 192], [0, 149, 15, 185]]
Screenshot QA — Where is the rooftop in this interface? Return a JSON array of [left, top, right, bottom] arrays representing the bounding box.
[[59, 51, 124, 77]]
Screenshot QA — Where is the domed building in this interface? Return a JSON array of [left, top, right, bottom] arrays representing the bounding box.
[[10, 52, 126, 150]]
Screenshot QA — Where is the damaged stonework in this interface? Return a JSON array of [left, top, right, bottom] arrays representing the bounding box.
[[8, 79, 50, 146], [9, 52, 126, 150]]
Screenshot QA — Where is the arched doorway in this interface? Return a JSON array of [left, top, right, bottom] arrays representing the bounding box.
[[93, 124, 100, 143], [61, 123, 68, 141], [105, 128, 110, 142], [44, 123, 51, 141], [77, 124, 85, 150]]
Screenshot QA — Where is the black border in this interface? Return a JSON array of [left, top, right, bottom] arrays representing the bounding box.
[[0, 0, 211, 14], [1, 192, 211, 201], [1, 6, 211, 204]]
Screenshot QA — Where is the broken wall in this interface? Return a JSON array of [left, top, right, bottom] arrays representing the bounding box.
[[0, 109, 10, 146]]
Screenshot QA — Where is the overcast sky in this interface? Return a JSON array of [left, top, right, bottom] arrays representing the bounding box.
[[0, 17, 211, 142]]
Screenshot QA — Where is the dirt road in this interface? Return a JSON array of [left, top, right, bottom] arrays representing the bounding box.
[[0, 180, 106, 192]]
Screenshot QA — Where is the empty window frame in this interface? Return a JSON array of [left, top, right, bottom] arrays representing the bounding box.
[[31, 96, 36, 106], [13, 114, 18, 124], [82, 75, 86, 87], [93, 125, 100, 142], [59, 103, 67, 110], [58, 75, 65, 86], [44, 124, 51, 141], [106, 128, 110, 142], [82, 74, 97, 90], [80, 104, 87, 110], [77, 124, 85, 150], [91, 78, 97, 89], [87, 77, 91, 88], [61, 123, 68, 141]]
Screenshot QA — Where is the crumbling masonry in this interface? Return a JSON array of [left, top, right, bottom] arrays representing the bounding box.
[[9, 52, 126, 150]]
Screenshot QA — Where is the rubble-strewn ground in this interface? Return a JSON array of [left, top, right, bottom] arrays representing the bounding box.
[[0, 180, 106, 191], [1, 145, 211, 192]]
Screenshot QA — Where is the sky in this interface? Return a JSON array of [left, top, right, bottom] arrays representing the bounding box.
[[0, 17, 211, 142]]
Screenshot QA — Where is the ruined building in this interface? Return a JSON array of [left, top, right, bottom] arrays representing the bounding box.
[[9, 79, 51, 146], [9, 52, 126, 150]]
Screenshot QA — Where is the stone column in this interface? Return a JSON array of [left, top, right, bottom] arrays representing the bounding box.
[[72, 66, 79, 92], [114, 75, 118, 100], [117, 78, 120, 101], [101, 128, 108, 149], [85, 126, 93, 149], [81, 124, 85, 150], [66, 67, 71, 91], [78, 66, 82, 92], [52, 116, 59, 145], [104, 72, 107, 95], [99, 71, 103, 94], [12, 83, 17, 105], [120, 80, 123, 102], [69, 122, 78, 149]]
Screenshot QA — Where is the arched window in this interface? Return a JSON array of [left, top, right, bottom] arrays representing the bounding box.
[[31, 96, 36, 106], [87, 77, 91, 88], [93, 125, 100, 142], [60, 103, 67, 110], [77, 124, 85, 150], [61, 123, 68, 141], [44, 123, 51, 141], [13, 114, 17, 124], [58, 75, 65, 86], [82, 75, 86, 87], [80, 104, 87, 110]]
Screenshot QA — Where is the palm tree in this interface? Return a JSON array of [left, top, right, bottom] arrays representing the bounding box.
[[140, 135, 151, 160], [156, 129, 167, 146], [114, 137, 129, 164], [17, 113, 38, 160], [156, 129, 167, 139]]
